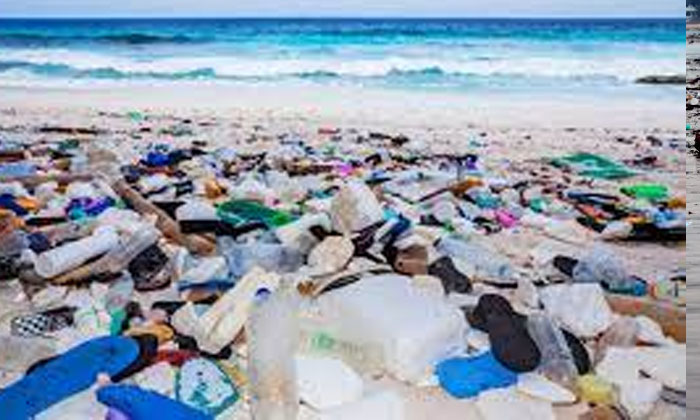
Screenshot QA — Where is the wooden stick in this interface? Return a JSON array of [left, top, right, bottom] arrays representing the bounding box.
[[112, 180, 215, 255]]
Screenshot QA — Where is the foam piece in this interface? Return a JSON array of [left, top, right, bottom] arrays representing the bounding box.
[[318, 274, 466, 382], [295, 355, 364, 410]]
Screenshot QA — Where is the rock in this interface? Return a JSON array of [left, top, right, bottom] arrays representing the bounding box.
[[635, 75, 684, 85]]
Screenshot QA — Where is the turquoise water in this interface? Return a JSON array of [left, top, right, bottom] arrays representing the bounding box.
[[0, 18, 685, 94]]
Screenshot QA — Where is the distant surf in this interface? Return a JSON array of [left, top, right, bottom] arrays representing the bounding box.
[[0, 18, 685, 92]]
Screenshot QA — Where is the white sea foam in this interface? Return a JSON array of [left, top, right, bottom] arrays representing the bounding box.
[[0, 48, 684, 81]]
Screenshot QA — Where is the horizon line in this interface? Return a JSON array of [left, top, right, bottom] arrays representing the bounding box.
[[0, 15, 684, 20]]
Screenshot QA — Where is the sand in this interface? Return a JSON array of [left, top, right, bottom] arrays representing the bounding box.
[[0, 81, 687, 419]]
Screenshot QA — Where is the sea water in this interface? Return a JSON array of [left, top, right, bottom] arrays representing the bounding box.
[[0, 18, 685, 96]]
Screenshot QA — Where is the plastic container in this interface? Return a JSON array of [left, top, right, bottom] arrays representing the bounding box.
[[573, 246, 646, 295], [526, 313, 579, 390], [316, 274, 466, 382], [298, 319, 384, 374], [247, 289, 300, 420]]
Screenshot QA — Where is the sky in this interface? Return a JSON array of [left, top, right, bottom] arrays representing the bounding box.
[[0, 0, 684, 18]]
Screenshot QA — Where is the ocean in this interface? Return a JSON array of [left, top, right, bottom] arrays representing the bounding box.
[[0, 18, 685, 95]]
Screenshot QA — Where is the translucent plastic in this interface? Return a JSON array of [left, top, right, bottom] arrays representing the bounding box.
[[103, 228, 160, 272], [218, 237, 304, 279], [436, 236, 513, 283], [526, 313, 579, 390], [594, 317, 639, 364], [247, 290, 300, 420], [572, 245, 627, 285], [573, 245, 645, 295], [298, 319, 384, 374]]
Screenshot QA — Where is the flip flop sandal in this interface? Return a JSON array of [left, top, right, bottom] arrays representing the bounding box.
[[428, 256, 472, 294], [0, 336, 139, 420], [468, 294, 541, 373], [97, 384, 211, 420], [10, 305, 78, 337]]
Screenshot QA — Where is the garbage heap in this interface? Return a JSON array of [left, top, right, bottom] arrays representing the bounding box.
[[0, 126, 686, 420]]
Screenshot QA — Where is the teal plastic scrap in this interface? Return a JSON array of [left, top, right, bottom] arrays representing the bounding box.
[[551, 152, 636, 180]]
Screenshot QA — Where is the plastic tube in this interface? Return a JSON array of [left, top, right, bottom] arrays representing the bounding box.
[[35, 226, 120, 278]]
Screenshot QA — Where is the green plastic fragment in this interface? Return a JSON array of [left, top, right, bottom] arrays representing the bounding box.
[[109, 308, 127, 335], [217, 199, 294, 228], [551, 152, 636, 180], [620, 184, 669, 201]]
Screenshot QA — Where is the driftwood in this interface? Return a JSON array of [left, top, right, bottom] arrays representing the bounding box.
[[112, 180, 216, 254], [112, 180, 215, 255]]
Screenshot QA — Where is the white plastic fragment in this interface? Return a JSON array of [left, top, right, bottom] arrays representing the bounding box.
[[295, 355, 364, 410], [330, 180, 384, 234], [540, 283, 613, 338], [317, 274, 466, 382]]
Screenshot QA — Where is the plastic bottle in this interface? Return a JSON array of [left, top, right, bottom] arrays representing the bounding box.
[[436, 236, 513, 283], [35, 226, 120, 278], [247, 289, 300, 420], [104, 228, 160, 272], [526, 313, 579, 391], [572, 245, 646, 296]]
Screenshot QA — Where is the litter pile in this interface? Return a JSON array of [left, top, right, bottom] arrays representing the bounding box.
[[0, 122, 686, 419]]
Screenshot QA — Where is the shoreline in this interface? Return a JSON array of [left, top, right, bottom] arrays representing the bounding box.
[[0, 83, 683, 130]]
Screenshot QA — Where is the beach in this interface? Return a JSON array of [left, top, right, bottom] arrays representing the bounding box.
[[0, 18, 688, 420]]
